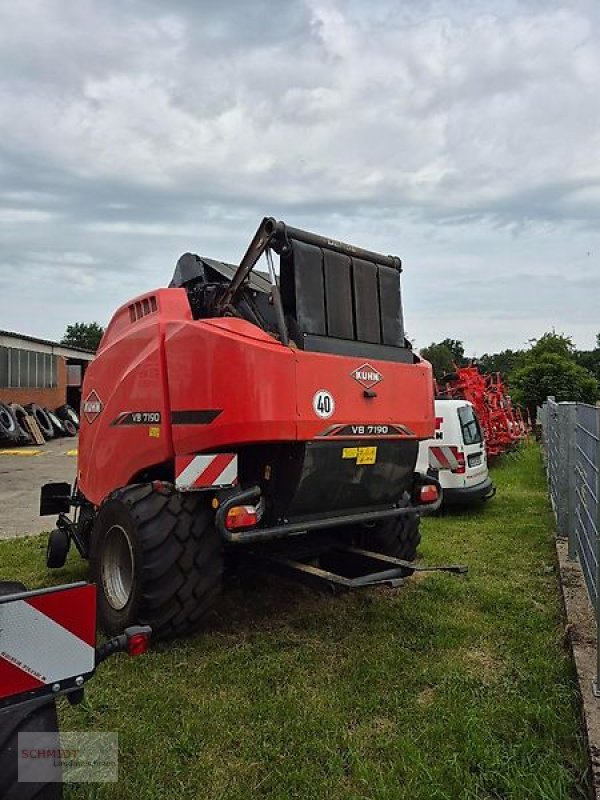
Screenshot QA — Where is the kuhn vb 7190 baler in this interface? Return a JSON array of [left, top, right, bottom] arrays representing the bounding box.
[[42, 218, 441, 638]]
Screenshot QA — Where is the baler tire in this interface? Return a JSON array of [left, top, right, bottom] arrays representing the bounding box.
[[0, 697, 62, 800], [0, 403, 19, 444], [46, 527, 70, 569], [25, 404, 54, 440], [90, 484, 223, 640], [9, 404, 33, 445], [360, 513, 421, 575]]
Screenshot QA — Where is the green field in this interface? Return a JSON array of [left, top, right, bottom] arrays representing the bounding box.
[[0, 445, 588, 798]]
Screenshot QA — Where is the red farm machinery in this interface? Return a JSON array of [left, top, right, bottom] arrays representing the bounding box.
[[437, 365, 530, 459], [40, 217, 468, 641]]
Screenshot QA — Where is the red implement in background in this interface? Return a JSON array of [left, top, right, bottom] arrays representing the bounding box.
[[436, 366, 530, 459]]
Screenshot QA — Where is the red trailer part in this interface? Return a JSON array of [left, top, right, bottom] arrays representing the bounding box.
[[0, 580, 150, 799], [437, 366, 529, 459]]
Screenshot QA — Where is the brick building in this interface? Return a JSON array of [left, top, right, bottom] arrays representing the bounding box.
[[0, 330, 95, 412]]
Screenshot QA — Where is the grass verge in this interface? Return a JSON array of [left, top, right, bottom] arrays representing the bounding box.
[[0, 444, 588, 798]]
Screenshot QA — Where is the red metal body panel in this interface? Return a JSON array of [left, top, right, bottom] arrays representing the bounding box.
[[78, 288, 435, 505], [165, 317, 297, 456], [78, 290, 180, 504], [293, 350, 434, 442]]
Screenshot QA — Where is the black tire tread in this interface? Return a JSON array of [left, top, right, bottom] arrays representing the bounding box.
[[25, 404, 54, 440], [0, 403, 19, 444], [92, 485, 222, 639], [360, 513, 422, 569], [0, 698, 62, 799], [8, 403, 32, 445], [54, 405, 79, 429]]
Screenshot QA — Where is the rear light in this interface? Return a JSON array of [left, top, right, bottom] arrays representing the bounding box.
[[451, 450, 466, 475], [225, 505, 259, 530], [419, 484, 439, 504], [126, 630, 151, 657]]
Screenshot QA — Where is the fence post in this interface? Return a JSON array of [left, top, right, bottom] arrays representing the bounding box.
[[566, 404, 577, 561], [595, 406, 600, 696]]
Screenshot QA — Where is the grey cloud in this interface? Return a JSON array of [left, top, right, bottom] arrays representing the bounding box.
[[1, 0, 599, 350]]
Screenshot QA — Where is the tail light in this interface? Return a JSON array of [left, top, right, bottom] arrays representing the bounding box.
[[225, 505, 259, 530], [418, 484, 440, 504], [126, 630, 151, 657], [96, 624, 152, 665]]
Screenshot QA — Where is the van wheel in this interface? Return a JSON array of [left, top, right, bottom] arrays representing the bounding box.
[[90, 484, 223, 639]]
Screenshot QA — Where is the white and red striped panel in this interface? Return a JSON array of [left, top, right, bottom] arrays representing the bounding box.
[[175, 453, 238, 491], [0, 584, 96, 704], [429, 445, 462, 471]]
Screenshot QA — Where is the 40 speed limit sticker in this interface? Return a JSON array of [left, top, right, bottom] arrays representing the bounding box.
[[312, 390, 335, 419]]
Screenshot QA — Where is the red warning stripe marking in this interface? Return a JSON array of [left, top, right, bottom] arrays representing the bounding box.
[[0, 657, 45, 700], [431, 446, 451, 469], [175, 453, 238, 490], [193, 453, 235, 487], [26, 585, 96, 645]]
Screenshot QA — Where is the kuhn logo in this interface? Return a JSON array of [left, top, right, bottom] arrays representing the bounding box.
[[350, 364, 383, 389], [83, 390, 103, 424]]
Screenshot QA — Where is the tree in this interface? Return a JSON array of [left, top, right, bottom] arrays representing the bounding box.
[[61, 322, 104, 352], [478, 348, 525, 380], [419, 342, 455, 380], [574, 332, 600, 383], [526, 331, 574, 360], [438, 338, 466, 366], [511, 353, 599, 413]]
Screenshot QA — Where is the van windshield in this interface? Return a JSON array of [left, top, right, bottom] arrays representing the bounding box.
[[458, 405, 483, 445]]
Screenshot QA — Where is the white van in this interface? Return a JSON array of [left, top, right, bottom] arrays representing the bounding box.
[[417, 399, 495, 505]]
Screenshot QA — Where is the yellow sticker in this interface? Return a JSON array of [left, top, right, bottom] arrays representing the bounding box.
[[342, 447, 358, 459], [66, 449, 78, 457], [149, 427, 161, 438], [357, 446, 377, 465]]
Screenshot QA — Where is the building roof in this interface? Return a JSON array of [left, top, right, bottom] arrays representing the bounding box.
[[0, 330, 96, 361]]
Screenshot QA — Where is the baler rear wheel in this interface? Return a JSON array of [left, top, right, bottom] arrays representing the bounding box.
[[359, 513, 421, 574], [90, 484, 222, 639]]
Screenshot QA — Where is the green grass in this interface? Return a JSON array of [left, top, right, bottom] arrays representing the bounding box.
[[0, 445, 588, 799]]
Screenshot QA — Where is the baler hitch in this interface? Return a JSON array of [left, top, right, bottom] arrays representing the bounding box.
[[245, 545, 467, 593]]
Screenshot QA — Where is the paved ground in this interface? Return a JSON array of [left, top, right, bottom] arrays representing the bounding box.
[[0, 437, 77, 539]]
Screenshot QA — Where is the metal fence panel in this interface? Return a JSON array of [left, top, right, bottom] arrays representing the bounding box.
[[539, 399, 600, 692]]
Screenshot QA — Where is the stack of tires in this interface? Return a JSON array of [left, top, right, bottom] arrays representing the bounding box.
[[0, 402, 80, 446]]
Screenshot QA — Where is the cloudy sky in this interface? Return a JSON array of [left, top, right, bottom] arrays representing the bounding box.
[[1, 0, 599, 355]]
